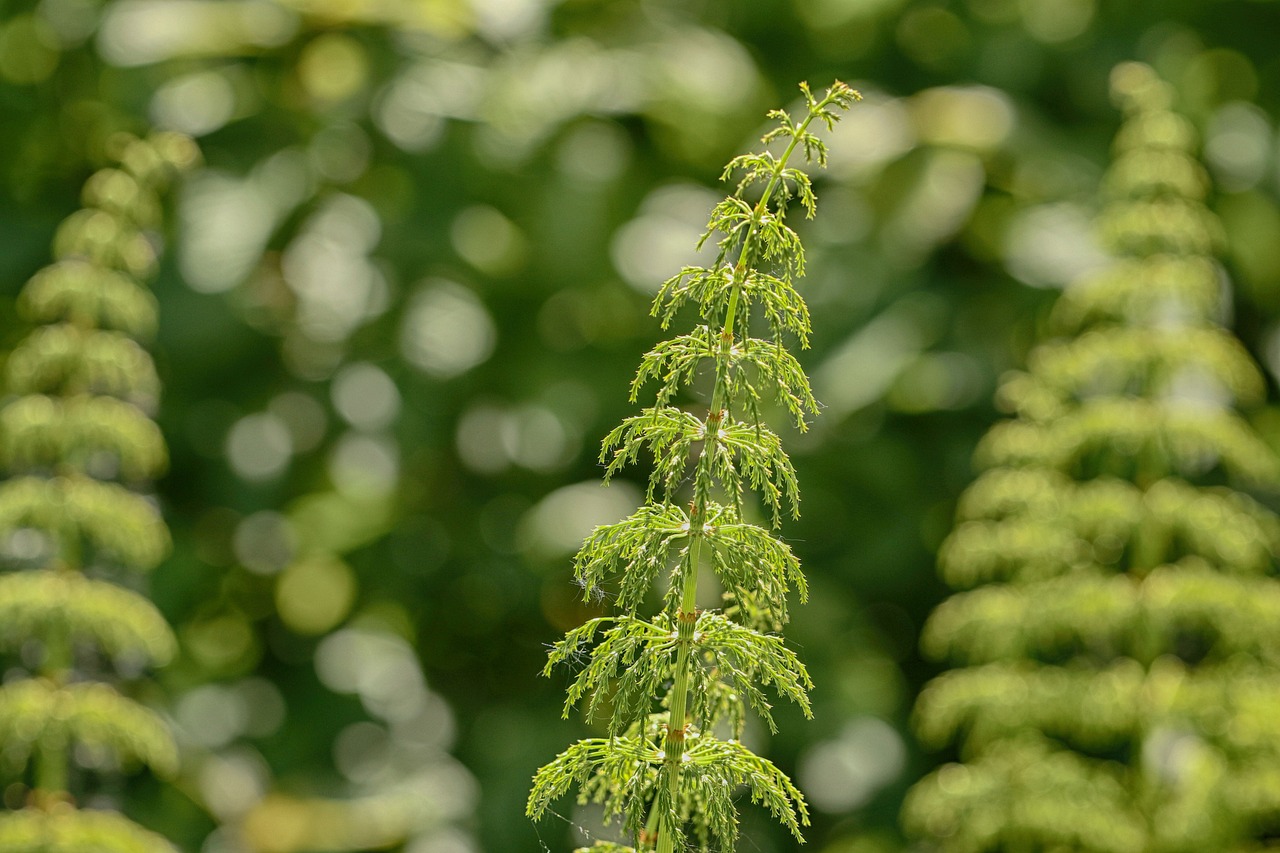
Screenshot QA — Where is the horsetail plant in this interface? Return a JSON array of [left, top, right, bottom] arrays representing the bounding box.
[[528, 81, 859, 853], [904, 63, 1280, 851], [0, 130, 197, 849]]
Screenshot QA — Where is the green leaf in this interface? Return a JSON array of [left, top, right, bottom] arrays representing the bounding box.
[[547, 610, 810, 736], [976, 398, 1280, 489], [720, 152, 779, 196], [725, 336, 818, 429], [690, 612, 812, 733], [748, 209, 805, 279], [652, 265, 733, 332], [914, 659, 1143, 752], [682, 736, 809, 845], [1052, 255, 1222, 333], [1015, 327, 1266, 412], [701, 197, 755, 263], [52, 209, 157, 280], [903, 736, 1146, 853], [742, 270, 811, 346], [631, 327, 718, 407], [630, 329, 817, 429], [1105, 147, 1209, 201], [1098, 197, 1222, 257], [925, 557, 1280, 668], [528, 734, 660, 836], [81, 168, 164, 228]]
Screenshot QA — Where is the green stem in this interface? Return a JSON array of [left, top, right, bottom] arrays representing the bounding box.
[[35, 621, 71, 799], [649, 93, 833, 853], [36, 755, 68, 802], [33, 529, 79, 800]]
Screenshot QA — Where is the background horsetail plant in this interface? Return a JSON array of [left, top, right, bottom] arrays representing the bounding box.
[[527, 82, 859, 853], [904, 63, 1280, 851], [0, 130, 197, 849]]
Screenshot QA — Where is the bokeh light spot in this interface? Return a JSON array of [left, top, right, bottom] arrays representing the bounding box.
[[556, 121, 631, 183], [233, 511, 296, 575], [332, 363, 401, 432], [611, 184, 719, 293], [1018, 0, 1094, 43], [518, 480, 643, 559], [298, 33, 369, 104], [1005, 203, 1109, 288], [276, 555, 357, 636], [328, 432, 399, 499], [400, 281, 496, 379], [226, 412, 293, 481], [268, 391, 328, 455], [450, 206, 529, 277], [150, 69, 237, 137], [797, 717, 906, 813], [1205, 102, 1272, 192]]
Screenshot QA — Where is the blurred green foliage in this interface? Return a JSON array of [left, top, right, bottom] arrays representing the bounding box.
[[905, 61, 1280, 851], [0, 128, 195, 850], [4, 1, 1280, 853]]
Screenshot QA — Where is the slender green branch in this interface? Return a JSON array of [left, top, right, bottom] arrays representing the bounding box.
[[34, 625, 70, 799]]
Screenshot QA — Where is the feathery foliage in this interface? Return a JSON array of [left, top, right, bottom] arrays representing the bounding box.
[[528, 82, 858, 853], [0, 130, 197, 847], [904, 62, 1280, 851]]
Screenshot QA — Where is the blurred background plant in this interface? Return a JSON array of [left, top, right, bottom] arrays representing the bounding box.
[[0, 128, 195, 850], [4, 1, 1280, 852], [904, 60, 1280, 852]]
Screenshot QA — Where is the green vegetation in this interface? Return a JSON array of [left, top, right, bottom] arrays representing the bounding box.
[[6, 3, 1280, 853], [905, 62, 1280, 851], [0, 130, 197, 848], [528, 82, 858, 853]]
